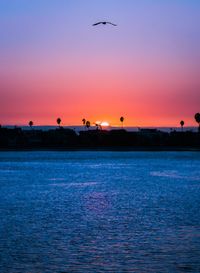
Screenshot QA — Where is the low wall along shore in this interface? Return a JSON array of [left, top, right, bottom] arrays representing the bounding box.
[[0, 127, 200, 150]]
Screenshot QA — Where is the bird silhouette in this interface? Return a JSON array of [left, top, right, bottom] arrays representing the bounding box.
[[93, 21, 117, 26]]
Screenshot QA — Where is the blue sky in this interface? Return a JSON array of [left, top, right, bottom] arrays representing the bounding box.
[[0, 0, 200, 126]]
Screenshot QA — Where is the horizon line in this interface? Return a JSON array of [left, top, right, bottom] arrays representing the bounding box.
[[1, 124, 197, 128]]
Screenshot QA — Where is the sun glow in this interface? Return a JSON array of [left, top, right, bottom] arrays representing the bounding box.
[[100, 121, 110, 127]]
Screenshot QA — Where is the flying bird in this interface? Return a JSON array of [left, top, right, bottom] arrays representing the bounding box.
[[93, 21, 117, 26]]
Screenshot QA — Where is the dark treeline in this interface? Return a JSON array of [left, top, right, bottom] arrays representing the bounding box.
[[0, 127, 200, 150]]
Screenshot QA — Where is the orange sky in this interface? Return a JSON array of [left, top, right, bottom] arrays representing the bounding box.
[[0, 1, 200, 127]]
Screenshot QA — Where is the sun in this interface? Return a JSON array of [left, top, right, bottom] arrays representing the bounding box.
[[100, 121, 110, 127], [95, 121, 110, 127]]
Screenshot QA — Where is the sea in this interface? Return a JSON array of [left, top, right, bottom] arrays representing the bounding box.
[[0, 151, 200, 272]]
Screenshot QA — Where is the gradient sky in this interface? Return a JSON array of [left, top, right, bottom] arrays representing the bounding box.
[[0, 0, 200, 126]]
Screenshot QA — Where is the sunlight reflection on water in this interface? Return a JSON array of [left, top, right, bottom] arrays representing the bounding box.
[[0, 151, 200, 272]]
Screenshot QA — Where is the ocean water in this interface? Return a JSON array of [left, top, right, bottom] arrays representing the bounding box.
[[0, 151, 200, 273]]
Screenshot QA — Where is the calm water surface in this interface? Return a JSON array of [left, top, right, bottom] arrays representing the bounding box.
[[0, 151, 200, 272]]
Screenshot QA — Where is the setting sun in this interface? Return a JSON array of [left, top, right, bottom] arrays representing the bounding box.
[[100, 121, 110, 127]]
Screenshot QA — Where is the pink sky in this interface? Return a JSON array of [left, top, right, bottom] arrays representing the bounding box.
[[0, 0, 200, 126]]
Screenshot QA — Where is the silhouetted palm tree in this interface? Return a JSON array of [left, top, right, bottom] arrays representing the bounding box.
[[95, 123, 102, 131], [194, 113, 200, 132], [120, 116, 124, 128], [180, 120, 184, 131], [29, 120, 33, 129], [86, 120, 91, 130], [82, 118, 86, 126], [57, 118, 61, 128]]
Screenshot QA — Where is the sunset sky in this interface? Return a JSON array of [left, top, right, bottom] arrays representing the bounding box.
[[0, 0, 200, 126]]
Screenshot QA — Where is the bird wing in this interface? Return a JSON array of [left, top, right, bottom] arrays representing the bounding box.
[[92, 22, 102, 26], [107, 22, 117, 26]]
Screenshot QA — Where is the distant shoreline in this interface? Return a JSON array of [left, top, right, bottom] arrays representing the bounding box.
[[2, 125, 197, 133], [1, 127, 199, 151], [0, 146, 200, 152]]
